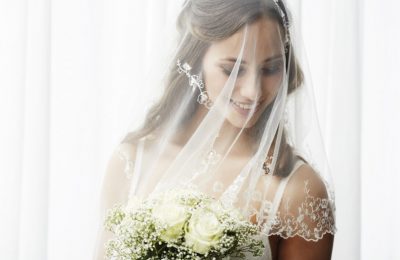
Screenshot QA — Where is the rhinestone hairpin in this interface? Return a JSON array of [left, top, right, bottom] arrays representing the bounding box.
[[177, 59, 213, 109], [272, 0, 290, 53]]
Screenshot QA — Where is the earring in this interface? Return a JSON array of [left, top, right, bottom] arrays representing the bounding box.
[[262, 155, 274, 175], [177, 59, 213, 109]]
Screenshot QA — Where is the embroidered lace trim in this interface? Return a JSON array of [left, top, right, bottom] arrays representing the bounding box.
[[116, 146, 135, 179], [265, 180, 337, 241]]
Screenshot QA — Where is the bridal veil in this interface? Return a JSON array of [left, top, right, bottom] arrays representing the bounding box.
[[94, 0, 337, 258]]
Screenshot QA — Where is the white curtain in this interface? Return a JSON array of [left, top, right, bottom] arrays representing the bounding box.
[[1, 0, 398, 259]]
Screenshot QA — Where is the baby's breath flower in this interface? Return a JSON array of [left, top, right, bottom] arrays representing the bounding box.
[[104, 189, 264, 259]]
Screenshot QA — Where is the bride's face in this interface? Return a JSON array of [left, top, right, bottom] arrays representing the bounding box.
[[202, 18, 285, 129]]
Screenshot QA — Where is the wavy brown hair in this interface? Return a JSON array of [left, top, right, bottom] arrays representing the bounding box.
[[122, 0, 304, 177]]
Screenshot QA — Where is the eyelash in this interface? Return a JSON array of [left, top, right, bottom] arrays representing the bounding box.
[[261, 66, 282, 75], [221, 65, 282, 77]]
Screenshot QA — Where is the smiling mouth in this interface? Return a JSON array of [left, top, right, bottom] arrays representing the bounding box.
[[230, 99, 261, 115]]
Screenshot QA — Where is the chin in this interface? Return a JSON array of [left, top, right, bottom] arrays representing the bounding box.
[[226, 113, 260, 129]]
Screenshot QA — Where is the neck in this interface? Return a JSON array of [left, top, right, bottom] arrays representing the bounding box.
[[173, 105, 256, 157]]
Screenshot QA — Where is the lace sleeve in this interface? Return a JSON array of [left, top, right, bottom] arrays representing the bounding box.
[[116, 143, 136, 179], [267, 164, 337, 242]]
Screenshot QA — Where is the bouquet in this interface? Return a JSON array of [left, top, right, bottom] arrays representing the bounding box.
[[104, 189, 264, 259]]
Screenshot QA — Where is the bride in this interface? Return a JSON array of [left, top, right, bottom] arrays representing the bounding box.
[[94, 0, 336, 259]]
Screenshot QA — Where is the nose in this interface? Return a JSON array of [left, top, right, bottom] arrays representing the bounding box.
[[239, 69, 261, 101]]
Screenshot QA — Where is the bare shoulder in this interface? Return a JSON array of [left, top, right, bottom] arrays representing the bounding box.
[[285, 161, 329, 200]]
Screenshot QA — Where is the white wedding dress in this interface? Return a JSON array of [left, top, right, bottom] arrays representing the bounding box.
[[111, 137, 336, 260]]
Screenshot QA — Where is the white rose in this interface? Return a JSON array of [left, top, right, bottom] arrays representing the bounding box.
[[185, 209, 223, 254], [152, 201, 189, 242]]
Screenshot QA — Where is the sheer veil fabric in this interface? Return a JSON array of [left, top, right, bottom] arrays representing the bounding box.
[[94, 0, 336, 259]]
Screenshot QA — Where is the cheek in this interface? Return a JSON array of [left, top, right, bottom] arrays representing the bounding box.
[[261, 75, 283, 99], [203, 69, 227, 99]]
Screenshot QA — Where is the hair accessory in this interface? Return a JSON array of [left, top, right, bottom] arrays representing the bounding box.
[[177, 59, 213, 108], [272, 0, 290, 53]]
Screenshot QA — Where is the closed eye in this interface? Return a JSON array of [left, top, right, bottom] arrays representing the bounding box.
[[261, 65, 282, 76], [221, 66, 246, 77]]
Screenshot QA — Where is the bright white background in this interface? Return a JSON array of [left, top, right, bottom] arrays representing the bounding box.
[[1, 0, 399, 259]]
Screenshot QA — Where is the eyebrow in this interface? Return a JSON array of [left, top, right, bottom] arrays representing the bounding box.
[[221, 54, 284, 64]]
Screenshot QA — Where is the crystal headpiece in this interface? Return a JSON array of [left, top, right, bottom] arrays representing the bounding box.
[[272, 0, 290, 53]]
